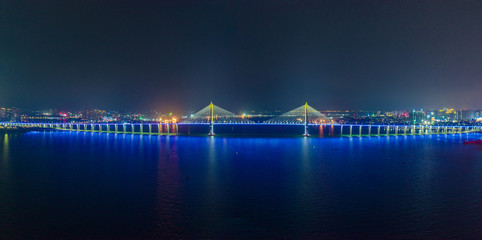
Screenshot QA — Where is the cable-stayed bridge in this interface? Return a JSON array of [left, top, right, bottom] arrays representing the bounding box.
[[1, 102, 481, 137], [262, 102, 328, 136], [182, 102, 253, 135], [263, 103, 328, 125], [183, 102, 254, 124]]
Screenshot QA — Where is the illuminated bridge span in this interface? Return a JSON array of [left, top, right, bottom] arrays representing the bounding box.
[[1, 122, 481, 137], [1, 102, 481, 137], [1, 122, 178, 135]]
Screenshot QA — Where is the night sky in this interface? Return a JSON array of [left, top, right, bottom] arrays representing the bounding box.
[[1, 1, 481, 113]]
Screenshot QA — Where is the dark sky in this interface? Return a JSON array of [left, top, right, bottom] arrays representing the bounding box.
[[1, 0, 481, 113]]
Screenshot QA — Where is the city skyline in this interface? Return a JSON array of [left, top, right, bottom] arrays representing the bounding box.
[[2, 103, 482, 126]]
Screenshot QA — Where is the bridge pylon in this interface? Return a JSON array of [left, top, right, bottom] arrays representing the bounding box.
[[208, 102, 215, 136], [302, 102, 310, 137]]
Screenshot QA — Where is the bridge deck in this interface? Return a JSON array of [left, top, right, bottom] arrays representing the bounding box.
[[1, 122, 481, 137]]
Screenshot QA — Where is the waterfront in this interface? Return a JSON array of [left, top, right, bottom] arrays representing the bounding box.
[[0, 132, 481, 239]]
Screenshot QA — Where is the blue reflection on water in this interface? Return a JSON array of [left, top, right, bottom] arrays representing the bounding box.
[[0, 132, 481, 239]]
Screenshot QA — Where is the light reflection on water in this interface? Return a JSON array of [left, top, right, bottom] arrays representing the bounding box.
[[2, 134, 8, 161], [0, 131, 481, 239], [0, 134, 10, 235], [1, 133, 9, 182]]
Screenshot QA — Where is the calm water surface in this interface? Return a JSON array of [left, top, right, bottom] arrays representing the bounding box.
[[0, 132, 481, 239]]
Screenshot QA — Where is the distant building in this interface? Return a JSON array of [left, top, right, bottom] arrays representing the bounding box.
[[0, 108, 6, 120], [460, 109, 477, 121], [0, 107, 20, 121], [409, 110, 426, 124]]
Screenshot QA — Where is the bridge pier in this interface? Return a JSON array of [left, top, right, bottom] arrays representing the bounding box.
[[349, 125, 352, 137], [340, 125, 343, 136], [158, 124, 161, 135], [368, 125, 371, 136], [377, 126, 380, 136], [208, 123, 214, 136], [303, 124, 309, 137], [359, 125, 362, 137]]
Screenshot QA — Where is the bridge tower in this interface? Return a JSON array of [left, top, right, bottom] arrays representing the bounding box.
[[302, 102, 310, 137], [208, 102, 215, 136]]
